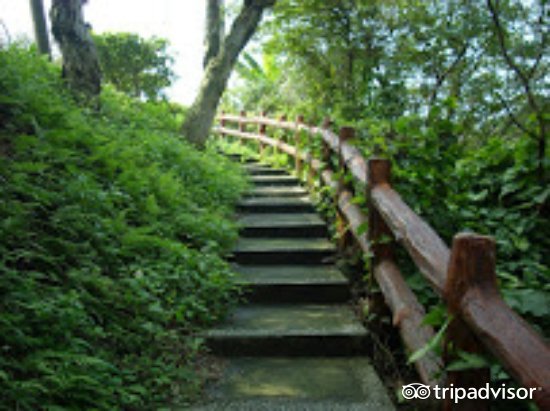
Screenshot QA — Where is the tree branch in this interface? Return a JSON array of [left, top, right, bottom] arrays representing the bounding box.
[[495, 92, 538, 140], [430, 41, 469, 104], [487, 0, 547, 181], [486, 0, 542, 123]]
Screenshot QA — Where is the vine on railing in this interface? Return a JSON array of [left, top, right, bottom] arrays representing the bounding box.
[[214, 112, 549, 410]]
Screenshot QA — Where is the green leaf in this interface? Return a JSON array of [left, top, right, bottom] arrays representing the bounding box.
[[446, 351, 489, 371], [408, 316, 452, 364], [356, 222, 368, 236]]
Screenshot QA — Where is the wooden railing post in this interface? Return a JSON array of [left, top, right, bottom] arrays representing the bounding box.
[[443, 233, 492, 411], [294, 114, 305, 178], [306, 124, 315, 189], [320, 117, 332, 187], [220, 111, 226, 140], [258, 110, 267, 157], [336, 127, 355, 252], [275, 114, 287, 157], [366, 159, 396, 329], [367, 159, 395, 286], [239, 110, 246, 133]]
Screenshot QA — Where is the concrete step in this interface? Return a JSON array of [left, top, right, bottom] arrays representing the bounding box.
[[243, 165, 288, 176], [238, 213, 327, 238], [203, 304, 369, 356], [248, 186, 309, 198], [235, 265, 350, 303], [237, 196, 314, 213], [191, 357, 395, 411], [232, 238, 335, 265], [225, 154, 259, 163], [250, 175, 300, 186]]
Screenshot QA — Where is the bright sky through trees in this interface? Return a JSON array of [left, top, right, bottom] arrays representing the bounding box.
[[0, 0, 205, 104]]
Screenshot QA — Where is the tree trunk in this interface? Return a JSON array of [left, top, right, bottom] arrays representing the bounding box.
[[29, 0, 51, 58], [50, 0, 101, 100], [182, 0, 275, 148], [204, 0, 224, 68]]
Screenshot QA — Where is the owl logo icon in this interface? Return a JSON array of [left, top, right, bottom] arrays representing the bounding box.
[[402, 383, 431, 400]]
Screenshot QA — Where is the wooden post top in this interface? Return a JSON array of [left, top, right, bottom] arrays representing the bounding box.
[[367, 158, 391, 187], [339, 126, 355, 142], [445, 233, 497, 313]]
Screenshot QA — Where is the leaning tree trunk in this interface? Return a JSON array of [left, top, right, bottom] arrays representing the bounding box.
[[182, 0, 275, 148], [50, 0, 101, 100], [30, 0, 51, 58], [203, 0, 224, 68]]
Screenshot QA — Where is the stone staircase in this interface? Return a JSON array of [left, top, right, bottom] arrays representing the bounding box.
[[191, 158, 395, 410]]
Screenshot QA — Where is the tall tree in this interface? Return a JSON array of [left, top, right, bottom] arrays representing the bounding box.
[[204, 0, 225, 68], [181, 0, 276, 148], [29, 0, 51, 58], [50, 0, 101, 100]]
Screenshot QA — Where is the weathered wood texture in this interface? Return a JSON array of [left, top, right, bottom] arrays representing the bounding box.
[[444, 234, 492, 411], [215, 113, 550, 409], [370, 185, 449, 295], [445, 234, 550, 409], [375, 260, 443, 386]]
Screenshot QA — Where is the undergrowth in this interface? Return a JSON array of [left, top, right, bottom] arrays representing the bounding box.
[[0, 45, 248, 409]]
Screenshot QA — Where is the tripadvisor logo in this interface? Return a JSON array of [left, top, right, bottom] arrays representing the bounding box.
[[402, 383, 541, 403]]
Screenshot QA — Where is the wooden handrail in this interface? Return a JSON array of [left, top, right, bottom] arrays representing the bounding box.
[[214, 113, 550, 409], [371, 185, 449, 295]]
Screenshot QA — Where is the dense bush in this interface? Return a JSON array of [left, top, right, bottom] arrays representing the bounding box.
[[350, 113, 549, 333], [0, 45, 248, 409]]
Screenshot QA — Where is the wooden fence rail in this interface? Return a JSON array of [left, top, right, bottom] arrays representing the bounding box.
[[214, 112, 549, 409]]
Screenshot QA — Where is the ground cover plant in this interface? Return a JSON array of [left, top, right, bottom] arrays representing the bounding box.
[[0, 44, 248, 410]]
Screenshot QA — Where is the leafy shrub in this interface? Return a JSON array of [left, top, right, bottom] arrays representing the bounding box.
[[0, 45, 248, 409]]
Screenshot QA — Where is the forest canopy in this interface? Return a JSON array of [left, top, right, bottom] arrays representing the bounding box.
[[226, 0, 547, 176]]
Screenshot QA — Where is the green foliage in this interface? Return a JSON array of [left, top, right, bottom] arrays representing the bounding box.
[[0, 45, 248, 409], [223, 0, 548, 398], [93, 32, 175, 101], [408, 315, 451, 364]]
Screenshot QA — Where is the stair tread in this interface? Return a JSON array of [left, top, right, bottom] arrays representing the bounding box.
[[238, 196, 312, 207], [234, 265, 348, 285], [249, 186, 308, 197], [243, 166, 288, 176], [250, 175, 299, 184], [238, 213, 324, 228], [192, 357, 395, 411], [242, 163, 282, 169], [234, 238, 334, 253], [204, 304, 366, 338]]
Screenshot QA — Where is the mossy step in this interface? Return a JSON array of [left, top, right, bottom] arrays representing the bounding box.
[[237, 196, 314, 213], [191, 357, 394, 411], [242, 165, 288, 176], [203, 304, 368, 355], [239, 213, 324, 227], [248, 186, 309, 197], [225, 154, 259, 163], [250, 175, 300, 186], [232, 238, 335, 264], [235, 265, 347, 285], [235, 265, 349, 303], [238, 213, 327, 238]]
